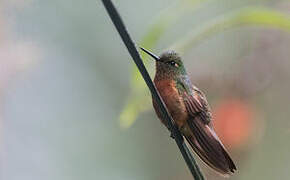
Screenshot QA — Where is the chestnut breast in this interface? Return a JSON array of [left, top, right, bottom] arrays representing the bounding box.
[[152, 79, 188, 128]]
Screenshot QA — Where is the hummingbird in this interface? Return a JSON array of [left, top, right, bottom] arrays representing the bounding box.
[[140, 47, 236, 176]]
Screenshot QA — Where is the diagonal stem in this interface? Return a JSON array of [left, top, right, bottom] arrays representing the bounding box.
[[101, 0, 205, 179]]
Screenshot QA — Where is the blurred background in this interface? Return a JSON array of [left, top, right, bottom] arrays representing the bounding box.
[[1, 0, 290, 179]]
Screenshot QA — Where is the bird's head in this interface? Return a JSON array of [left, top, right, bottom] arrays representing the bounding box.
[[140, 47, 187, 79]]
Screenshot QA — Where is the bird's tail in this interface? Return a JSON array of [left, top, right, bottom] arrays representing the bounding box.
[[183, 117, 236, 176]]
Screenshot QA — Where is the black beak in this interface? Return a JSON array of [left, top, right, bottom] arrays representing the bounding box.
[[140, 47, 160, 61]]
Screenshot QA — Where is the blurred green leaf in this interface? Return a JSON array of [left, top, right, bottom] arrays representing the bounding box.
[[171, 7, 290, 53], [120, 0, 204, 128], [120, 5, 290, 128]]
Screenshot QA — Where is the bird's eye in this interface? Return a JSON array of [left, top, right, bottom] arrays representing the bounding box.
[[168, 61, 179, 67]]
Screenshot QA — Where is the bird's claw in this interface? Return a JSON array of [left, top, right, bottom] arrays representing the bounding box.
[[170, 132, 175, 139]]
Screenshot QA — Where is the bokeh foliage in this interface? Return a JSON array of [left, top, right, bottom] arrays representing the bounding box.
[[120, 0, 290, 128]]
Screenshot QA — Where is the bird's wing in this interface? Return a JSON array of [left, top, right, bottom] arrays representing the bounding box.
[[180, 85, 236, 175], [182, 85, 212, 124]]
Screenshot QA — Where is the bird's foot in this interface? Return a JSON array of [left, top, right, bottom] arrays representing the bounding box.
[[170, 132, 175, 139]]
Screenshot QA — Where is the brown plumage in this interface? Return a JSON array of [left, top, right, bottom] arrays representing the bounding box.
[[141, 47, 237, 176]]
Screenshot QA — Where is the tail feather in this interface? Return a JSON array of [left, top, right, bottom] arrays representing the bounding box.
[[184, 117, 236, 175]]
